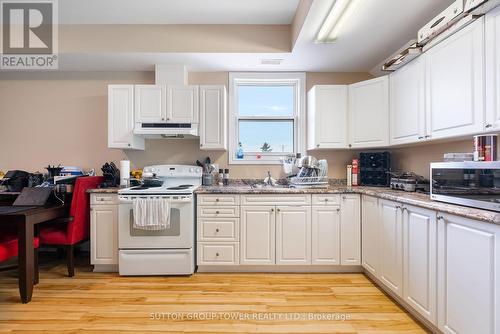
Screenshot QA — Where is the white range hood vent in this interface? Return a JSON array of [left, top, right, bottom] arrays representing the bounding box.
[[155, 64, 188, 85]]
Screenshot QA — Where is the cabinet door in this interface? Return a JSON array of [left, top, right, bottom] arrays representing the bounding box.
[[200, 85, 226, 150], [108, 85, 144, 150], [403, 205, 437, 325], [240, 206, 275, 265], [361, 195, 379, 275], [437, 213, 500, 334], [276, 206, 311, 265], [390, 57, 427, 145], [349, 76, 389, 148], [135, 85, 166, 123], [425, 17, 485, 139], [307, 85, 348, 149], [378, 199, 403, 297], [340, 195, 361, 265], [486, 7, 500, 131], [311, 206, 341, 265], [166, 85, 199, 123], [90, 205, 118, 265]]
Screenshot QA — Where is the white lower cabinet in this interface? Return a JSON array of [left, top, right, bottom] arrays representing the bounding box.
[[378, 199, 404, 297], [437, 213, 500, 334], [340, 195, 361, 265], [90, 194, 119, 271], [312, 206, 340, 265], [276, 206, 311, 265], [361, 195, 379, 275], [240, 206, 276, 265], [403, 205, 437, 324]]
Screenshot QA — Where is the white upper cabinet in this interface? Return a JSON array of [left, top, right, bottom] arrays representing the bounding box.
[[166, 85, 199, 123], [437, 213, 500, 334], [276, 206, 311, 265], [307, 85, 348, 149], [425, 17, 485, 139], [199, 85, 227, 150], [340, 195, 361, 265], [108, 85, 145, 150], [349, 76, 390, 148], [134, 85, 166, 123], [486, 6, 500, 131], [390, 57, 427, 145]]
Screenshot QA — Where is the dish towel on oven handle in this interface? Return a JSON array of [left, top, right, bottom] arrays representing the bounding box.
[[132, 197, 171, 230]]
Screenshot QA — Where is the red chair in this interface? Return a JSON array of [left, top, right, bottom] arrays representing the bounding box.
[[0, 228, 40, 285], [39, 176, 103, 277]]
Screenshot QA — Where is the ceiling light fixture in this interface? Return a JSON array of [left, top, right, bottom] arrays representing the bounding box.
[[260, 58, 283, 65], [315, 0, 360, 43]]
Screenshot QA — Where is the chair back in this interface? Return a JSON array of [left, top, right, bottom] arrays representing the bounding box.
[[66, 176, 103, 244]]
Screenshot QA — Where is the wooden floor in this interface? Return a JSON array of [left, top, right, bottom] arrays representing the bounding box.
[[0, 260, 428, 333]]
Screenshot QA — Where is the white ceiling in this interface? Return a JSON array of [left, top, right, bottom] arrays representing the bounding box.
[[59, 0, 300, 24]]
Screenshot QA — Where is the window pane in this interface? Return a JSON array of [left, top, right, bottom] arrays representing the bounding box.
[[238, 120, 294, 153], [238, 85, 294, 116]]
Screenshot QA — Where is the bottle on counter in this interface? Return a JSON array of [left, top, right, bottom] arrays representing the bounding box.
[[218, 169, 224, 186], [352, 159, 359, 186], [223, 169, 230, 186], [347, 165, 353, 187]]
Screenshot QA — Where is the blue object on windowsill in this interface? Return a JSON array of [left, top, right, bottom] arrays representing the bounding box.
[[236, 142, 244, 159]]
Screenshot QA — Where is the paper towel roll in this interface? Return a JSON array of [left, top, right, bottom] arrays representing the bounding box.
[[120, 160, 130, 187]]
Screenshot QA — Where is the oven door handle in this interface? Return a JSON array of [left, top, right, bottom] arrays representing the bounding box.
[[119, 196, 192, 204]]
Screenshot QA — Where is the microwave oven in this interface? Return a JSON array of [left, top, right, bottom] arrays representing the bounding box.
[[430, 162, 500, 212]]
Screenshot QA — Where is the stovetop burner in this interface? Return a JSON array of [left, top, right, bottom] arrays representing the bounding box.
[[166, 184, 194, 190], [130, 186, 151, 190]]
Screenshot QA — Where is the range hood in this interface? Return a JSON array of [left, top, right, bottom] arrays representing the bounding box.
[[134, 123, 198, 138]]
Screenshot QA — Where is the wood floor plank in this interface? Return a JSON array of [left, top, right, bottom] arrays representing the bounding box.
[[0, 262, 428, 333]]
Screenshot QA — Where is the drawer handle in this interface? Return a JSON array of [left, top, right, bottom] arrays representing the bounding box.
[[215, 198, 220, 202], [215, 252, 220, 257], [215, 228, 220, 233], [337, 208, 340, 212], [324, 198, 328, 202], [215, 211, 220, 214]]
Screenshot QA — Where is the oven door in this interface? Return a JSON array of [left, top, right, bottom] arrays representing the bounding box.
[[118, 195, 193, 249]]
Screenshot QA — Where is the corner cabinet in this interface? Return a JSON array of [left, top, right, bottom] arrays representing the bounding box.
[[307, 85, 348, 149], [390, 57, 427, 145], [361, 195, 379, 276], [437, 213, 500, 334], [486, 6, 500, 131], [425, 17, 485, 139], [348, 76, 390, 148], [107, 85, 145, 150], [199, 85, 227, 150], [340, 194, 361, 265]]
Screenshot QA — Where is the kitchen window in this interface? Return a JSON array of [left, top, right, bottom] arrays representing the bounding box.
[[228, 72, 306, 164]]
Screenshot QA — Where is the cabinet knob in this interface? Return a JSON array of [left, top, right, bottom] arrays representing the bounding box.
[[277, 208, 281, 212], [215, 252, 219, 257], [337, 208, 340, 212], [215, 210, 220, 214], [127, 143, 131, 147], [200, 144, 203, 147], [348, 144, 352, 148], [418, 136, 424, 140], [167, 118, 170, 121], [437, 216, 444, 220], [486, 124, 493, 128], [215, 228, 220, 233], [271, 208, 274, 212], [162, 118, 165, 121], [325, 198, 328, 202], [215, 198, 220, 202], [396, 205, 401, 209], [317, 144, 320, 148], [425, 135, 431, 139]]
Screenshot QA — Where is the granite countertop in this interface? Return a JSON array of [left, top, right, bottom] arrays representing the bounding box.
[[196, 184, 500, 225], [87, 188, 120, 194]]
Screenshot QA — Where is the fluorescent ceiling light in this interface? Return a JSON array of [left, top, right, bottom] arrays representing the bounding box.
[[316, 0, 360, 43]]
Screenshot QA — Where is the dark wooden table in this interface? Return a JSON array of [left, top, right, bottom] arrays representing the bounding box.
[[0, 204, 69, 303]]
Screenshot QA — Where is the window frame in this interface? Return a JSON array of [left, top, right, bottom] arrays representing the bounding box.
[[228, 72, 306, 165]]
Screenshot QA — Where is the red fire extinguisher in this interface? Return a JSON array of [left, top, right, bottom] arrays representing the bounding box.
[[352, 159, 359, 186]]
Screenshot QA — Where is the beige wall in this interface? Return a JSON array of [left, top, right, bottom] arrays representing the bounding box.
[[0, 71, 472, 180]]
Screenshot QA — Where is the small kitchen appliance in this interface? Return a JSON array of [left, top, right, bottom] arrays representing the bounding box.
[[359, 152, 391, 187], [431, 161, 500, 212], [390, 172, 429, 192], [118, 165, 202, 275]]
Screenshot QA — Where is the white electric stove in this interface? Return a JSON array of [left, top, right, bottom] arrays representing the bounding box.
[[117, 165, 202, 276]]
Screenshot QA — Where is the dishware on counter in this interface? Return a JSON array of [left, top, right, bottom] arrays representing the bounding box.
[[297, 155, 318, 169], [100, 162, 120, 188], [202, 173, 214, 186], [474, 134, 498, 161]]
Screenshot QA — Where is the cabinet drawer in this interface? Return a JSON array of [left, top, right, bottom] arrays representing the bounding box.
[[91, 193, 119, 205], [197, 206, 239, 218], [198, 195, 240, 206], [312, 194, 340, 206], [198, 218, 239, 241], [197, 242, 239, 265], [241, 194, 311, 206]]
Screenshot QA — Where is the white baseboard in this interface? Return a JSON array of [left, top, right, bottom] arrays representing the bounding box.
[[196, 265, 363, 273]]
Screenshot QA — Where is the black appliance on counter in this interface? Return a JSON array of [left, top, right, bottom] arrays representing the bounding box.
[[359, 151, 391, 187], [1, 170, 30, 192], [100, 162, 120, 188]]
